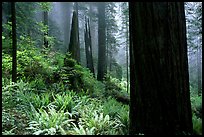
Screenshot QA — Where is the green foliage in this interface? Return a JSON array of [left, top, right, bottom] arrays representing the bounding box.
[[190, 86, 202, 135], [2, 52, 12, 78], [26, 105, 74, 135], [192, 113, 202, 135], [102, 97, 129, 134], [2, 22, 12, 53], [71, 125, 95, 135], [52, 92, 75, 112], [39, 2, 52, 11], [2, 26, 129, 135], [104, 75, 128, 95], [64, 53, 77, 67]]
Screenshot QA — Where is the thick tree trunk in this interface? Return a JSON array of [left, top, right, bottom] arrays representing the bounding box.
[[75, 2, 80, 63], [60, 2, 72, 53], [129, 2, 193, 135], [11, 2, 17, 83], [97, 3, 106, 81], [68, 11, 80, 63]]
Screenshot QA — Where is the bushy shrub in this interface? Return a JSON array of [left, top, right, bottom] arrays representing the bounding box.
[[2, 53, 12, 78]]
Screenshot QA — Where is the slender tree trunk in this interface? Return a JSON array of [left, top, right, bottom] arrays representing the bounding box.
[[129, 2, 193, 135], [43, 11, 48, 48], [125, 2, 129, 93], [88, 18, 95, 76], [85, 17, 90, 67], [11, 2, 17, 83], [97, 2, 106, 81], [85, 17, 95, 76]]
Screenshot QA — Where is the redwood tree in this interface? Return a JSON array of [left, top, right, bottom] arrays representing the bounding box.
[[129, 2, 193, 135], [68, 11, 80, 63], [97, 2, 106, 81], [84, 17, 95, 76]]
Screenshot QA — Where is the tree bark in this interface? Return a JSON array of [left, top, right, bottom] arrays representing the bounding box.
[[68, 11, 80, 63], [75, 2, 80, 63], [11, 2, 17, 83], [97, 2, 106, 81], [85, 17, 95, 76], [129, 2, 193, 135], [125, 2, 129, 93]]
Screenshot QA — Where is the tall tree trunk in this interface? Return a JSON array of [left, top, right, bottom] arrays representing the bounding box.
[[129, 2, 193, 135], [43, 11, 48, 48], [74, 2, 80, 63], [125, 2, 129, 93], [89, 3, 98, 71], [85, 17, 90, 68], [84, 17, 95, 76], [68, 11, 80, 63], [88, 18, 95, 76], [97, 2, 106, 81], [11, 2, 17, 83], [60, 2, 72, 53]]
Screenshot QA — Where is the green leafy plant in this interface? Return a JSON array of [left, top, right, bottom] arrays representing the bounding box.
[[71, 125, 95, 135], [192, 113, 202, 135], [52, 92, 75, 112], [26, 105, 75, 135]]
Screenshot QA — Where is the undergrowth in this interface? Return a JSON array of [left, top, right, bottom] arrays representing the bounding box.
[[2, 34, 202, 135]]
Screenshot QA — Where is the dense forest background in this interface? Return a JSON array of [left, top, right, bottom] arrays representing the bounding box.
[[2, 2, 202, 135]]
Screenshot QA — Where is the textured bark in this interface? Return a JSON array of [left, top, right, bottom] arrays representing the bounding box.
[[129, 2, 193, 135], [43, 11, 48, 48], [97, 3, 106, 81], [11, 2, 17, 83], [68, 11, 80, 63], [75, 2, 80, 63], [84, 17, 95, 76]]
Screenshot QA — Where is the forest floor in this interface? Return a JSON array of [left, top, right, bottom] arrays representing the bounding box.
[[2, 46, 202, 135]]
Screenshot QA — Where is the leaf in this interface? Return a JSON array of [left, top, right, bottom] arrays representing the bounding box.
[[33, 130, 45, 135]]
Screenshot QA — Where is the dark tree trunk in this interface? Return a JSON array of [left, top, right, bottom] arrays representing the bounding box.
[[43, 11, 48, 48], [68, 11, 80, 63], [97, 3, 106, 81], [11, 2, 17, 83], [84, 17, 95, 76], [74, 2, 80, 63], [129, 2, 193, 135]]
